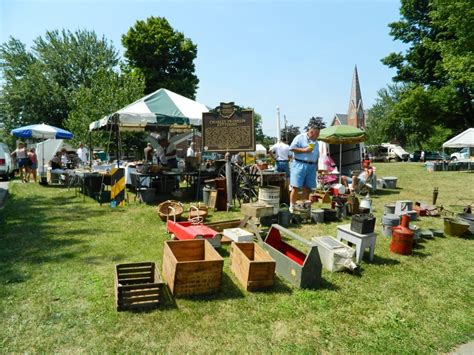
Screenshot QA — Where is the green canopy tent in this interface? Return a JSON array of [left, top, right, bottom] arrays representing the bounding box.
[[318, 125, 368, 183], [89, 88, 209, 131], [88, 88, 209, 166]]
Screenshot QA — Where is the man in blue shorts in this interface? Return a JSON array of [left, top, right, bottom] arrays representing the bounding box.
[[289, 125, 320, 212]]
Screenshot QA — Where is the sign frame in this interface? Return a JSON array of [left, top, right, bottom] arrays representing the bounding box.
[[202, 102, 255, 153]]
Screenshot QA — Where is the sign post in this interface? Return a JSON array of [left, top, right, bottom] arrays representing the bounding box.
[[202, 103, 255, 210]]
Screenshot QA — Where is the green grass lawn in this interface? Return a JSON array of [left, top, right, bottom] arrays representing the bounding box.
[[0, 163, 473, 353]]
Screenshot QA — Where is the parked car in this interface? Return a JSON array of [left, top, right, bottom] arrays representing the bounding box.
[[0, 143, 14, 180], [410, 151, 448, 162], [380, 143, 410, 161], [450, 147, 471, 161]]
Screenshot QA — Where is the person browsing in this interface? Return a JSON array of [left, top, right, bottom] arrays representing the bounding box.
[[186, 142, 196, 157], [144, 142, 154, 163], [76, 142, 89, 166], [289, 125, 320, 212], [269, 139, 291, 178], [157, 138, 177, 169]]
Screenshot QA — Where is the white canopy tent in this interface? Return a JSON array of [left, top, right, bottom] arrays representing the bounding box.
[[442, 128, 474, 148], [442, 128, 474, 170], [89, 88, 209, 131]]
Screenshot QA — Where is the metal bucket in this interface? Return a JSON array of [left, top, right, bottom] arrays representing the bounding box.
[[381, 214, 400, 237], [278, 204, 292, 227], [384, 203, 396, 214], [404, 211, 418, 222], [258, 186, 281, 214], [311, 209, 325, 223], [383, 177, 398, 189], [202, 186, 211, 205]]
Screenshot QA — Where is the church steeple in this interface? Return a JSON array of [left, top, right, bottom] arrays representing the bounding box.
[[347, 65, 365, 129]]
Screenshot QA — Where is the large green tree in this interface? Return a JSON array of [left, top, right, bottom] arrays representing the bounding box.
[[304, 116, 326, 131], [381, 0, 473, 137], [366, 84, 453, 150], [122, 17, 199, 98], [66, 69, 145, 149], [0, 30, 119, 138]]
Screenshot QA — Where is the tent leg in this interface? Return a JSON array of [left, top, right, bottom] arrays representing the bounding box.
[[339, 143, 342, 184]]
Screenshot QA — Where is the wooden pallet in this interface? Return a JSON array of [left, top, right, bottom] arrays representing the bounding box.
[[115, 262, 165, 311]]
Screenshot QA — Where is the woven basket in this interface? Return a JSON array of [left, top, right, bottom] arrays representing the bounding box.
[[157, 200, 184, 221]]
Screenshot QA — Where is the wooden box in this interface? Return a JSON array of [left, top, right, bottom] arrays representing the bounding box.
[[230, 242, 275, 291], [162, 240, 224, 297], [115, 262, 165, 311]]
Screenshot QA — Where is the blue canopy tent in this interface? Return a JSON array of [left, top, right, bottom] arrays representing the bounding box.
[[11, 123, 74, 181]]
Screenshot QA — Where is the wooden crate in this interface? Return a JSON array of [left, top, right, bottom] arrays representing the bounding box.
[[115, 262, 165, 311], [162, 240, 224, 297], [230, 242, 275, 291]]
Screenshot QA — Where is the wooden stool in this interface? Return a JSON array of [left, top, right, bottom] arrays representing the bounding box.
[[336, 224, 377, 263], [239, 203, 275, 242]]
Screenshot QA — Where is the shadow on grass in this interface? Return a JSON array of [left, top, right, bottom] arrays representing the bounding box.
[[250, 276, 293, 295], [0, 191, 110, 293], [370, 254, 401, 266], [372, 189, 401, 196], [412, 250, 432, 258]]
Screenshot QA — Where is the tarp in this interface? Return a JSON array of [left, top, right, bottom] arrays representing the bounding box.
[[36, 139, 65, 174], [89, 88, 209, 131], [442, 128, 474, 148]]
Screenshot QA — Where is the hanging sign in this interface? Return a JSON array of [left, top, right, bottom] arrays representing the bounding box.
[[202, 102, 255, 152]]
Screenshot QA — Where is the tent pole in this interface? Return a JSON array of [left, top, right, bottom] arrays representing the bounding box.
[[89, 131, 92, 169], [339, 143, 342, 184], [42, 134, 45, 182]]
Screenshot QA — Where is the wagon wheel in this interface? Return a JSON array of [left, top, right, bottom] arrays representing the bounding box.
[[217, 163, 263, 205]]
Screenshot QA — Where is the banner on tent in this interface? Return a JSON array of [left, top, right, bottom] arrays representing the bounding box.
[[202, 102, 255, 152]]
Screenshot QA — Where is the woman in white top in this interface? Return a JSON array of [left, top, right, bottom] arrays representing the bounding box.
[[11, 142, 28, 182]]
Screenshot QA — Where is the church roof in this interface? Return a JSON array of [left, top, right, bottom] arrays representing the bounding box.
[[331, 113, 348, 126]]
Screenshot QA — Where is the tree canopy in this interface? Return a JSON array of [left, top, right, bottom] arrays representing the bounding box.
[[304, 116, 326, 131], [375, 0, 473, 148], [122, 16, 199, 99], [0, 29, 120, 143], [66, 69, 145, 148]]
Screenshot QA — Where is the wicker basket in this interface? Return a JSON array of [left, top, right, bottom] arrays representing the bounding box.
[[157, 200, 184, 221], [189, 203, 209, 218]]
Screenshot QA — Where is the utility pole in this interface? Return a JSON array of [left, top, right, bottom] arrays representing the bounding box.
[[284, 115, 288, 142], [276, 106, 281, 142]]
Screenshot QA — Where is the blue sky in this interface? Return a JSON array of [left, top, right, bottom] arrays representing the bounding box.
[[1, 0, 405, 136]]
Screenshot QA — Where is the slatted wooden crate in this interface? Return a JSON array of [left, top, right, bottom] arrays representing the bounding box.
[[115, 262, 165, 311], [230, 242, 276, 291], [162, 239, 224, 297]]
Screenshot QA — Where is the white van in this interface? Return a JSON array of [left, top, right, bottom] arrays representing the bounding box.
[[0, 143, 14, 180]]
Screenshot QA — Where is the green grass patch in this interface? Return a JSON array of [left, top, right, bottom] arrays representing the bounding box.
[[0, 163, 473, 352]]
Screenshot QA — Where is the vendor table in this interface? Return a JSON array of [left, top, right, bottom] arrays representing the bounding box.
[[129, 170, 218, 201], [72, 171, 112, 203]]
